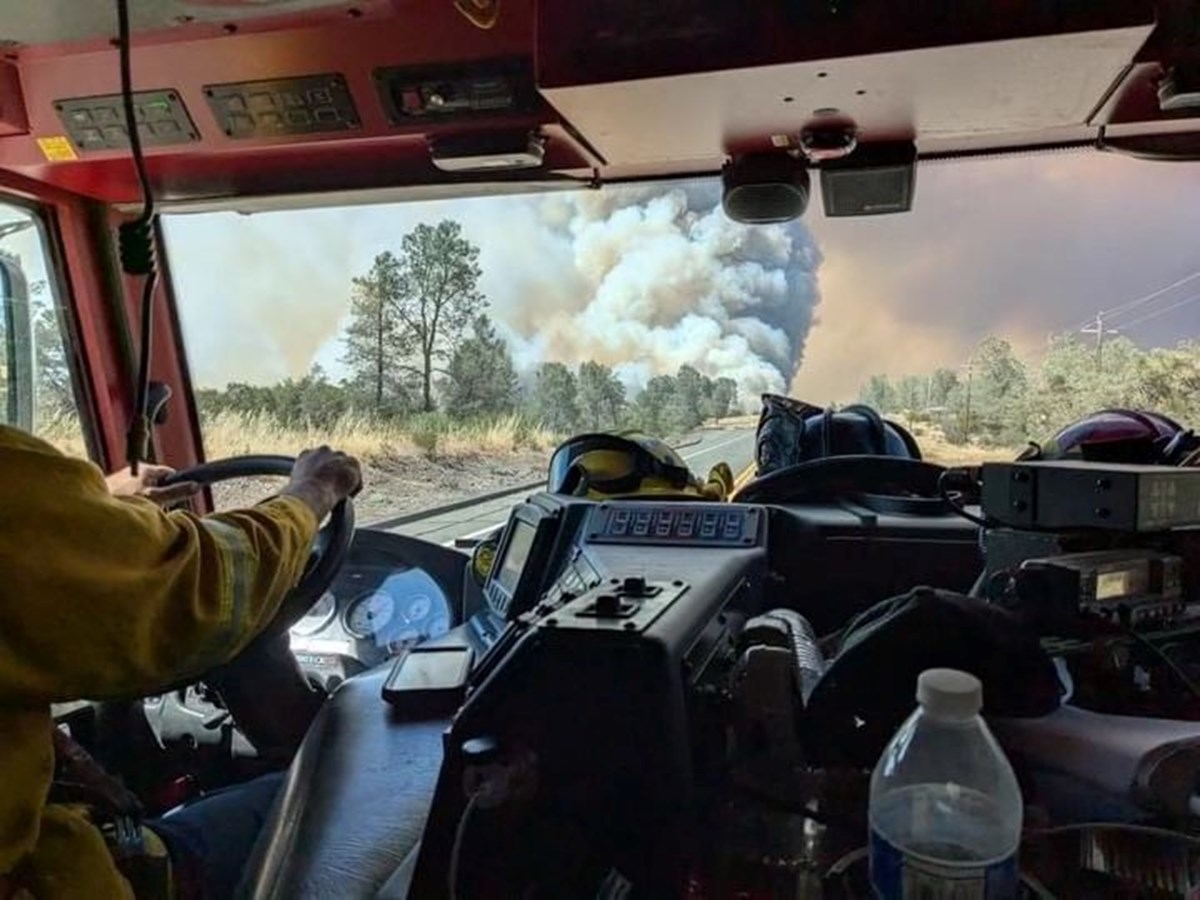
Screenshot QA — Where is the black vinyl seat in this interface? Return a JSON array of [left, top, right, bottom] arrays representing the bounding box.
[[240, 665, 447, 899]]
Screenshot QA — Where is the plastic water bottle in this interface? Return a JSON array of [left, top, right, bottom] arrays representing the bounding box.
[[868, 669, 1022, 899]]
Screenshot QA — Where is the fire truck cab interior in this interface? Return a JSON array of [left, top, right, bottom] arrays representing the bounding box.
[[4, 2, 1200, 897]]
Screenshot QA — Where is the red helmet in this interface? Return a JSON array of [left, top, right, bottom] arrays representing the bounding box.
[[1021, 409, 1198, 465]]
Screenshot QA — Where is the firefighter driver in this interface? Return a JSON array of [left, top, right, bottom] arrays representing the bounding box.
[[0, 424, 363, 897]]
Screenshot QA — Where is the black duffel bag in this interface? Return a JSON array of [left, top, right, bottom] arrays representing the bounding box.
[[805, 586, 1063, 768]]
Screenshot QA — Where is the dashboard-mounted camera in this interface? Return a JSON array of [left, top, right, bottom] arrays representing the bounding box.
[[721, 152, 811, 224]]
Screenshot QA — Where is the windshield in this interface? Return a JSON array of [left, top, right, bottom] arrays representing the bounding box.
[[164, 151, 1200, 524]]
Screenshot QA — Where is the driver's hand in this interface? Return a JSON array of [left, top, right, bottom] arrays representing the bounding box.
[[282, 446, 362, 521], [106, 464, 200, 507]]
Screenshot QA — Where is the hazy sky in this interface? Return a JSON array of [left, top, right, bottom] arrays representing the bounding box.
[[796, 150, 1200, 401], [165, 149, 1200, 404]]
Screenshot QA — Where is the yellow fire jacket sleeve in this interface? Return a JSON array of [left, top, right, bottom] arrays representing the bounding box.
[[0, 426, 319, 885], [0, 425, 319, 703]]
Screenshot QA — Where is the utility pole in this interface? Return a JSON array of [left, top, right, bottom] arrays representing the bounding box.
[[1081, 311, 1121, 370]]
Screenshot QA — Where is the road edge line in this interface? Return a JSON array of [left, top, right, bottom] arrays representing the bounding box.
[[364, 478, 546, 531]]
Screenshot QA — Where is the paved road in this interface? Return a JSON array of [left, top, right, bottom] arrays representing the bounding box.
[[381, 427, 756, 546]]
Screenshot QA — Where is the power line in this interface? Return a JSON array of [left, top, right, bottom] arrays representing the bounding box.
[[1097, 269, 1200, 324], [1118, 291, 1200, 330]]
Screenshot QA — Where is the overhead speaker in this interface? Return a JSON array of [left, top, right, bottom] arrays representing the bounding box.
[[820, 141, 917, 217], [722, 152, 811, 224]]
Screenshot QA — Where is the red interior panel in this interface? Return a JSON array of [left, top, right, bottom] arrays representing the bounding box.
[[3, 1, 1198, 207], [0, 0, 596, 203], [535, 1, 1158, 88]]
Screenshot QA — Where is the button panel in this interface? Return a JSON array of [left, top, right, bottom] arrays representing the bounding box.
[[54, 90, 199, 152], [373, 60, 537, 126], [587, 504, 760, 547], [204, 74, 359, 139]]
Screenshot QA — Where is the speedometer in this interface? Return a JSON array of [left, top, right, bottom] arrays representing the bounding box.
[[344, 589, 396, 639]]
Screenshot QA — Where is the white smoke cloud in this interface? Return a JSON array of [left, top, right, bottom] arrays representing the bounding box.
[[490, 182, 822, 398]]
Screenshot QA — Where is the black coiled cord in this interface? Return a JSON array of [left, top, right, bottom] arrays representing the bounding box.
[[116, 0, 158, 473], [937, 467, 992, 529], [118, 218, 155, 277]]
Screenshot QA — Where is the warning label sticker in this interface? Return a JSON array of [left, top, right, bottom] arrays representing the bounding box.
[[36, 136, 78, 162]]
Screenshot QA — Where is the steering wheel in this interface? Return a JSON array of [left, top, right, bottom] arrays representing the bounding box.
[[155, 456, 356, 754], [161, 455, 355, 636]]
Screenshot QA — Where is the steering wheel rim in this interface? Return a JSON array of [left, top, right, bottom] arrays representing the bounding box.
[[162, 454, 355, 638]]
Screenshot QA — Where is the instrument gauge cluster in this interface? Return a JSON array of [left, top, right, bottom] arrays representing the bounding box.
[[290, 563, 454, 669]]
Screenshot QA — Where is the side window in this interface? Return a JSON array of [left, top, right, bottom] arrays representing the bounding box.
[[0, 202, 87, 456]]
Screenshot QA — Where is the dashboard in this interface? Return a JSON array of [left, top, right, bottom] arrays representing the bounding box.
[[241, 490, 988, 897], [144, 529, 459, 752], [401, 492, 984, 897]]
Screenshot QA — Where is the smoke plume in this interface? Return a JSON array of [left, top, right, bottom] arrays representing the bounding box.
[[167, 210, 355, 386], [486, 183, 822, 397]]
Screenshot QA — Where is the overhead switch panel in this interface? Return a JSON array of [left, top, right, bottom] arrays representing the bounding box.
[[204, 74, 360, 139], [54, 90, 198, 152]]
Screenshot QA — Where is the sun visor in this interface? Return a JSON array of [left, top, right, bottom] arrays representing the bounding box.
[[537, 4, 1155, 166]]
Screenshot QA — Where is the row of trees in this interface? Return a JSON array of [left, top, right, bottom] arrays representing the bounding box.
[[197, 218, 742, 438], [531, 362, 738, 436], [858, 334, 1200, 447], [197, 357, 742, 438]]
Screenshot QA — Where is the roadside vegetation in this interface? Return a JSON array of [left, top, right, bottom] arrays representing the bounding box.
[[191, 218, 743, 455], [17, 220, 743, 465], [859, 334, 1200, 452], [200, 409, 559, 461], [18, 221, 1200, 472]]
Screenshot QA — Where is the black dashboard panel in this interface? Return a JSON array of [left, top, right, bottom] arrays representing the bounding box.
[[245, 493, 985, 899], [766, 501, 981, 633], [409, 493, 771, 898]]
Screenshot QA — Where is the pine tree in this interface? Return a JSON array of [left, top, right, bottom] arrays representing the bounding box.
[[576, 361, 626, 430], [444, 315, 518, 418], [342, 251, 410, 417], [391, 221, 486, 412]]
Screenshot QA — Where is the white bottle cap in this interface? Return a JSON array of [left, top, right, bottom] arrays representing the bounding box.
[[917, 668, 982, 719]]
